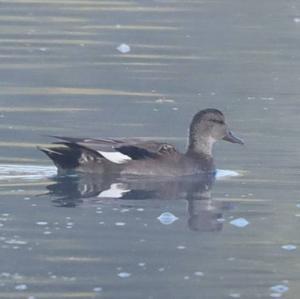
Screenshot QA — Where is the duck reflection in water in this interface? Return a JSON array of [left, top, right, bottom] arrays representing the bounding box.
[[46, 172, 234, 232]]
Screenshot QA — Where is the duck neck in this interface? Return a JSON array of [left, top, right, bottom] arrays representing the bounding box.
[[187, 135, 215, 157]]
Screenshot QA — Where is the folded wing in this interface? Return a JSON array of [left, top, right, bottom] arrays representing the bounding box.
[[50, 135, 178, 164]]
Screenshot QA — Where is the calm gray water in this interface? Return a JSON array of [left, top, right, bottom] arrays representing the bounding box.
[[1, 0, 300, 298]]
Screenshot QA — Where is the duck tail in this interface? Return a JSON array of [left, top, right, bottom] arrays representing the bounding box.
[[37, 143, 105, 173]]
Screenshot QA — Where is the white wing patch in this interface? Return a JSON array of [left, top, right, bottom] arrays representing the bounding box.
[[97, 151, 132, 164]]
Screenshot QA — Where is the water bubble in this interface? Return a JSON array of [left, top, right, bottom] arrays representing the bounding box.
[[15, 284, 27, 291], [281, 244, 297, 251], [229, 218, 249, 228], [157, 212, 178, 225], [177, 245, 186, 250], [116, 43, 130, 53], [270, 285, 289, 293], [118, 272, 131, 278]]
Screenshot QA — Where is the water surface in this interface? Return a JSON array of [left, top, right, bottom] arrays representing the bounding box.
[[1, 0, 300, 298]]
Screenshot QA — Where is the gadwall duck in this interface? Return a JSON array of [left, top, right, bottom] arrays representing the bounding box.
[[38, 108, 243, 176]]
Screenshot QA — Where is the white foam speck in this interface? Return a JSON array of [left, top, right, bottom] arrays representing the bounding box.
[[177, 245, 186, 250], [229, 293, 241, 298], [229, 218, 249, 228], [15, 284, 27, 291], [294, 17, 300, 23], [115, 222, 126, 226], [118, 272, 131, 278], [93, 287, 103, 292], [36, 221, 48, 226], [194, 271, 204, 276]]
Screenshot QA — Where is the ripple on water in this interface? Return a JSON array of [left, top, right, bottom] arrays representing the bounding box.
[[0, 164, 56, 181], [216, 169, 240, 179]]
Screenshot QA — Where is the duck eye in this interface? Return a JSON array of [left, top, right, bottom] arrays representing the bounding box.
[[210, 119, 224, 124]]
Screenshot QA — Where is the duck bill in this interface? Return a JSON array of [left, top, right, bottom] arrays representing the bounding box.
[[223, 131, 244, 145]]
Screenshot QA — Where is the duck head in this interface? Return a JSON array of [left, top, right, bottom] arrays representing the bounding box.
[[188, 108, 244, 155]]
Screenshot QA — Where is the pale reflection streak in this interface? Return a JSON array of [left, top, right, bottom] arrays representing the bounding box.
[[0, 107, 100, 112], [0, 62, 169, 69], [0, 292, 96, 299], [1, 0, 135, 5], [0, 16, 87, 23], [108, 54, 212, 61], [0, 87, 162, 97], [82, 25, 178, 31]]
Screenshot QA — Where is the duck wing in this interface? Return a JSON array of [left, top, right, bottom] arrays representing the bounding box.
[[50, 136, 178, 164]]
